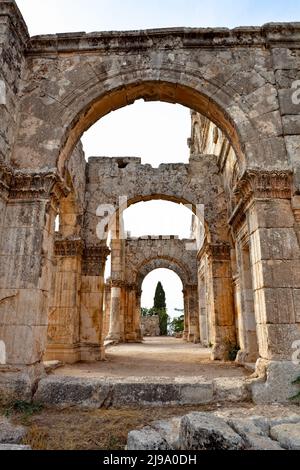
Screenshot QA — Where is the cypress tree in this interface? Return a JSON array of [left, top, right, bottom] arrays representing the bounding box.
[[153, 282, 168, 336]]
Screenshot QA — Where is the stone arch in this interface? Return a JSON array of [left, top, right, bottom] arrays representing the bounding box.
[[14, 61, 278, 178], [136, 256, 191, 290]]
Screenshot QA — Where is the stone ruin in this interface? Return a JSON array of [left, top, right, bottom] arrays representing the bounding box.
[[0, 0, 300, 404]]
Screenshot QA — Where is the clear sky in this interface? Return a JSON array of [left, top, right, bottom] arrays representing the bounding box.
[[16, 0, 300, 320]]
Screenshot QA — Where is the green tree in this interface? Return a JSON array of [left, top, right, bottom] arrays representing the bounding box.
[[170, 315, 184, 334], [153, 282, 169, 335]]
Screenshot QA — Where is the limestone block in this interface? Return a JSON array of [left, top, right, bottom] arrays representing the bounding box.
[[285, 135, 300, 166], [248, 200, 295, 234], [212, 378, 250, 402], [282, 115, 300, 135], [0, 417, 26, 444], [1, 324, 47, 365], [270, 415, 300, 427], [127, 428, 170, 450], [254, 288, 296, 324], [250, 228, 300, 261], [251, 359, 300, 403], [226, 417, 265, 437], [0, 444, 31, 450], [244, 434, 284, 450], [256, 324, 300, 360], [151, 418, 181, 450], [278, 88, 300, 115], [179, 412, 244, 450], [270, 423, 300, 450]]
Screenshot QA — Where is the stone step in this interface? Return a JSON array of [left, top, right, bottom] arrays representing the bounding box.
[[33, 375, 250, 408]]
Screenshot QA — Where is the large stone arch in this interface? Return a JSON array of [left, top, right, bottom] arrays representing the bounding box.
[[136, 257, 190, 290], [12, 29, 290, 180]]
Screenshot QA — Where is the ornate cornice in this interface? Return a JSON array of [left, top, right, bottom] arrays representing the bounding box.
[[198, 241, 231, 261], [233, 170, 293, 205], [54, 237, 84, 257], [229, 169, 293, 233], [82, 245, 110, 276], [0, 162, 13, 198], [9, 170, 70, 204]]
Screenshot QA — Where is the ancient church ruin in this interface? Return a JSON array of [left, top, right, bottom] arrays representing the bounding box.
[[1, 1, 300, 404]]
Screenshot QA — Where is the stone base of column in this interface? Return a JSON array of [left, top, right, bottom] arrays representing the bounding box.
[[125, 332, 143, 343], [250, 359, 300, 404], [182, 331, 188, 341], [44, 343, 105, 363], [0, 363, 46, 404], [236, 349, 259, 364], [80, 344, 104, 362], [187, 333, 200, 343], [44, 344, 81, 364], [105, 333, 121, 343]]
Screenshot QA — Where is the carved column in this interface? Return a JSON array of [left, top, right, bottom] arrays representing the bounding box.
[[103, 282, 111, 339], [44, 238, 83, 363], [198, 267, 209, 346], [0, 170, 68, 399], [80, 245, 110, 360]]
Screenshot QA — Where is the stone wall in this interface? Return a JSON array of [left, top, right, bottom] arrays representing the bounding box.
[[141, 315, 160, 337]]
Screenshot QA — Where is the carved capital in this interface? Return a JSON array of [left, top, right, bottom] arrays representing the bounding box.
[[54, 237, 84, 257], [82, 245, 110, 276], [0, 162, 13, 199], [234, 170, 293, 205], [229, 170, 293, 234], [9, 170, 70, 204], [199, 242, 231, 261], [110, 279, 126, 289]]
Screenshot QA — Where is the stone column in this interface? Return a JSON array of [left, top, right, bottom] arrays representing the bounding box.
[[44, 238, 83, 364], [103, 283, 111, 339], [199, 243, 236, 360], [182, 289, 189, 341], [0, 171, 67, 400], [80, 245, 110, 360], [198, 269, 208, 346], [134, 289, 143, 342], [233, 170, 300, 402], [187, 285, 200, 343], [234, 225, 259, 363], [124, 284, 141, 342], [106, 280, 123, 342]]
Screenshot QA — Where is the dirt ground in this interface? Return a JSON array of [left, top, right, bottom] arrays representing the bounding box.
[[1, 403, 299, 450], [53, 337, 249, 379]]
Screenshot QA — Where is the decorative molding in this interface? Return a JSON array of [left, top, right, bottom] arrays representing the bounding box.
[[82, 245, 110, 276], [110, 279, 126, 289], [9, 170, 70, 203], [229, 169, 293, 233], [0, 162, 13, 198], [198, 241, 231, 261], [233, 170, 293, 205], [54, 237, 84, 257]]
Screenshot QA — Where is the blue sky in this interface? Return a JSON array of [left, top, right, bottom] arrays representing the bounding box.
[[16, 1, 300, 318], [17, 0, 300, 36]]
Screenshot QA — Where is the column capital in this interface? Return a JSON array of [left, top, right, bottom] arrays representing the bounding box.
[[198, 242, 231, 261], [54, 237, 84, 257], [229, 169, 293, 234], [82, 245, 110, 276]]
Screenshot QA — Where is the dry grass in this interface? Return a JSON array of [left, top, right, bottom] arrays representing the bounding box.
[[9, 404, 245, 450]]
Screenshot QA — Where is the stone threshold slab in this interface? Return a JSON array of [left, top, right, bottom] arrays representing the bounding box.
[[33, 375, 250, 408]]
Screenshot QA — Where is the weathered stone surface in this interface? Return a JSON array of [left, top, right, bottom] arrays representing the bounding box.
[[245, 434, 284, 450], [127, 427, 170, 450], [270, 423, 300, 450], [0, 417, 26, 444], [0, 444, 31, 451], [251, 360, 300, 404], [141, 315, 160, 337], [212, 378, 250, 402], [179, 412, 244, 450], [152, 418, 181, 450], [34, 376, 215, 407]]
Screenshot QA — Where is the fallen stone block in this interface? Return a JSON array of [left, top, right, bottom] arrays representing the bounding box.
[[245, 434, 284, 450], [0, 417, 26, 444], [270, 423, 300, 450], [152, 417, 181, 450], [179, 412, 244, 450], [0, 444, 31, 451], [127, 427, 170, 450]]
